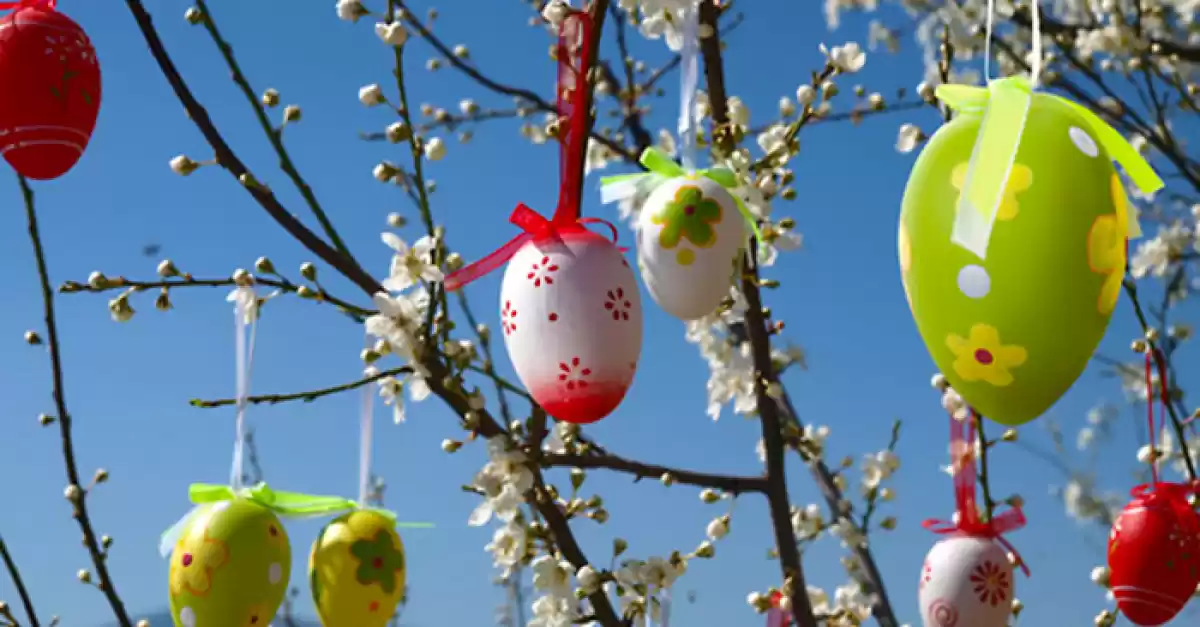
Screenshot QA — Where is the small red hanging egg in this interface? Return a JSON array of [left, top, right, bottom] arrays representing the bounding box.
[[1107, 483, 1200, 626], [0, 0, 101, 180]]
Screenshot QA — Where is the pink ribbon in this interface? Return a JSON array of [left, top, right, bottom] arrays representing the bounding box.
[[922, 410, 1031, 578], [765, 591, 791, 627]]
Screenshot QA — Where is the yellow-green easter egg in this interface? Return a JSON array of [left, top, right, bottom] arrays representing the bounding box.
[[900, 95, 1130, 426], [309, 509, 407, 627], [167, 499, 291, 627], [636, 175, 747, 321]]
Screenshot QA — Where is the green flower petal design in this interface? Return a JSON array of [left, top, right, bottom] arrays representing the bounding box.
[[651, 185, 724, 250], [350, 530, 406, 594]]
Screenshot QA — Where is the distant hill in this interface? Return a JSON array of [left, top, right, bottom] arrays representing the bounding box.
[[105, 611, 322, 627]]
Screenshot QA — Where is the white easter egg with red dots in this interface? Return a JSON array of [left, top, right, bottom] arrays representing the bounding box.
[[636, 175, 746, 321], [918, 535, 1014, 627], [500, 226, 642, 424]]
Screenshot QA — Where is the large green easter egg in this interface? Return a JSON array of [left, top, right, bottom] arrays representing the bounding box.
[[900, 94, 1130, 426], [310, 509, 407, 627], [168, 498, 292, 626]]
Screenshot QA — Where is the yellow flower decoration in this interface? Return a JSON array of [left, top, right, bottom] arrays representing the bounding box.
[[1087, 174, 1129, 315], [169, 522, 231, 598], [951, 162, 1033, 221], [945, 324, 1028, 387]]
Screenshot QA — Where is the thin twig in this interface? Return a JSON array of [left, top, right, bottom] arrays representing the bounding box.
[[542, 452, 769, 494], [0, 536, 40, 627], [194, 0, 355, 263], [18, 174, 133, 627], [190, 366, 412, 408], [61, 275, 374, 320]]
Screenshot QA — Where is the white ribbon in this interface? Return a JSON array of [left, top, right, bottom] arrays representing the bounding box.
[[230, 287, 259, 492], [660, 588, 672, 627], [359, 334, 376, 507], [982, 0, 1041, 86], [677, 2, 701, 172]]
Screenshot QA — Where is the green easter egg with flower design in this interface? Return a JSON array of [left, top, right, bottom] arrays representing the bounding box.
[[899, 93, 1130, 426], [168, 498, 292, 626], [309, 509, 407, 627]]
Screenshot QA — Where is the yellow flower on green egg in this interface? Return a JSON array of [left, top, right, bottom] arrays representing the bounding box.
[[651, 185, 724, 266], [168, 517, 231, 598], [950, 162, 1033, 221], [1087, 173, 1130, 315], [945, 324, 1028, 387]]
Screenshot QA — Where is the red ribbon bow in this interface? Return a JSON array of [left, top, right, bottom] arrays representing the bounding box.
[[765, 591, 792, 627], [921, 410, 1031, 578], [443, 10, 622, 293]]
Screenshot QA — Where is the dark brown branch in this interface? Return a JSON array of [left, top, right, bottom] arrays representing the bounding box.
[[0, 536, 40, 627], [19, 174, 133, 627], [1009, 6, 1200, 63], [542, 453, 769, 494], [696, 4, 816, 626], [122, 0, 383, 298]]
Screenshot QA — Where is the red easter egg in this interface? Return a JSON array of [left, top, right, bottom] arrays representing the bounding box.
[[0, 2, 101, 180], [1107, 483, 1200, 626]]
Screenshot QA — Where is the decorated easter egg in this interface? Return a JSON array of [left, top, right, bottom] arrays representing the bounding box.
[[168, 499, 291, 627], [310, 509, 407, 627], [918, 535, 1014, 627], [500, 225, 642, 423], [900, 96, 1130, 426], [1107, 483, 1200, 626], [0, 2, 102, 180], [636, 175, 746, 320]]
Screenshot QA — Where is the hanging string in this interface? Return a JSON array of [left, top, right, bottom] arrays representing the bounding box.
[[660, 587, 672, 627], [981, 0, 1041, 86], [1143, 348, 1176, 486], [677, 2, 701, 172], [230, 288, 259, 493], [359, 333, 376, 507], [552, 9, 594, 223]]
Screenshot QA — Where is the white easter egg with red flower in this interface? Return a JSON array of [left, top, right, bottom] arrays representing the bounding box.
[[636, 175, 746, 321], [500, 225, 643, 424], [918, 535, 1014, 627]]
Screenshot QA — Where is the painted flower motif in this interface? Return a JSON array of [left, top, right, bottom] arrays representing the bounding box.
[[969, 560, 1009, 607], [558, 357, 592, 390], [651, 185, 724, 266], [351, 531, 406, 594], [945, 324, 1028, 387], [169, 524, 231, 597], [928, 599, 959, 627], [526, 256, 559, 287], [604, 287, 632, 321], [950, 162, 1033, 221], [1087, 175, 1129, 315]]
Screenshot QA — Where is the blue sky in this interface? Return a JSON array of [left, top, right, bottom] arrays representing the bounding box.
[[0, 1, 1194, 626]]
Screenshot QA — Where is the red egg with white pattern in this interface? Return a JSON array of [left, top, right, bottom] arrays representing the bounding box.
[[499, 225, 642, 423], [1107, 483, 1200, 626]]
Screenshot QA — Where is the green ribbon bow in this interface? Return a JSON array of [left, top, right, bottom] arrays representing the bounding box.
[[599, 147, 764, 242], [159, 482, 433, 558], [937, 75, 1162, 259]]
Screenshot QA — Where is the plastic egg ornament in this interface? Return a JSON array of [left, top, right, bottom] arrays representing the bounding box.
[[500, 225, 642, 424], [635, 175, 746, 320], [1107, 484, 1200, 626], [168, 499, 292, 627], [917, 535, 1014, 627], [310, 509, 407, 627], [900, 96, 1130, 426], [0, 3, 102, 180]]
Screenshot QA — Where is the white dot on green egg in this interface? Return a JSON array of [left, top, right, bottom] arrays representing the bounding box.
[[1069, 126, 1099, 157], [179, 607, 196, 627], [957, 265, 990, 299], [269, 562, 283, 584]]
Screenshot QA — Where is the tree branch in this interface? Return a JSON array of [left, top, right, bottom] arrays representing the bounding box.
[[696, 4, 816, 625], [542, 452, 769, 494], [190, 366, 412, 408], [0, 536, 40, 627], [19, 174, 133, 627]]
